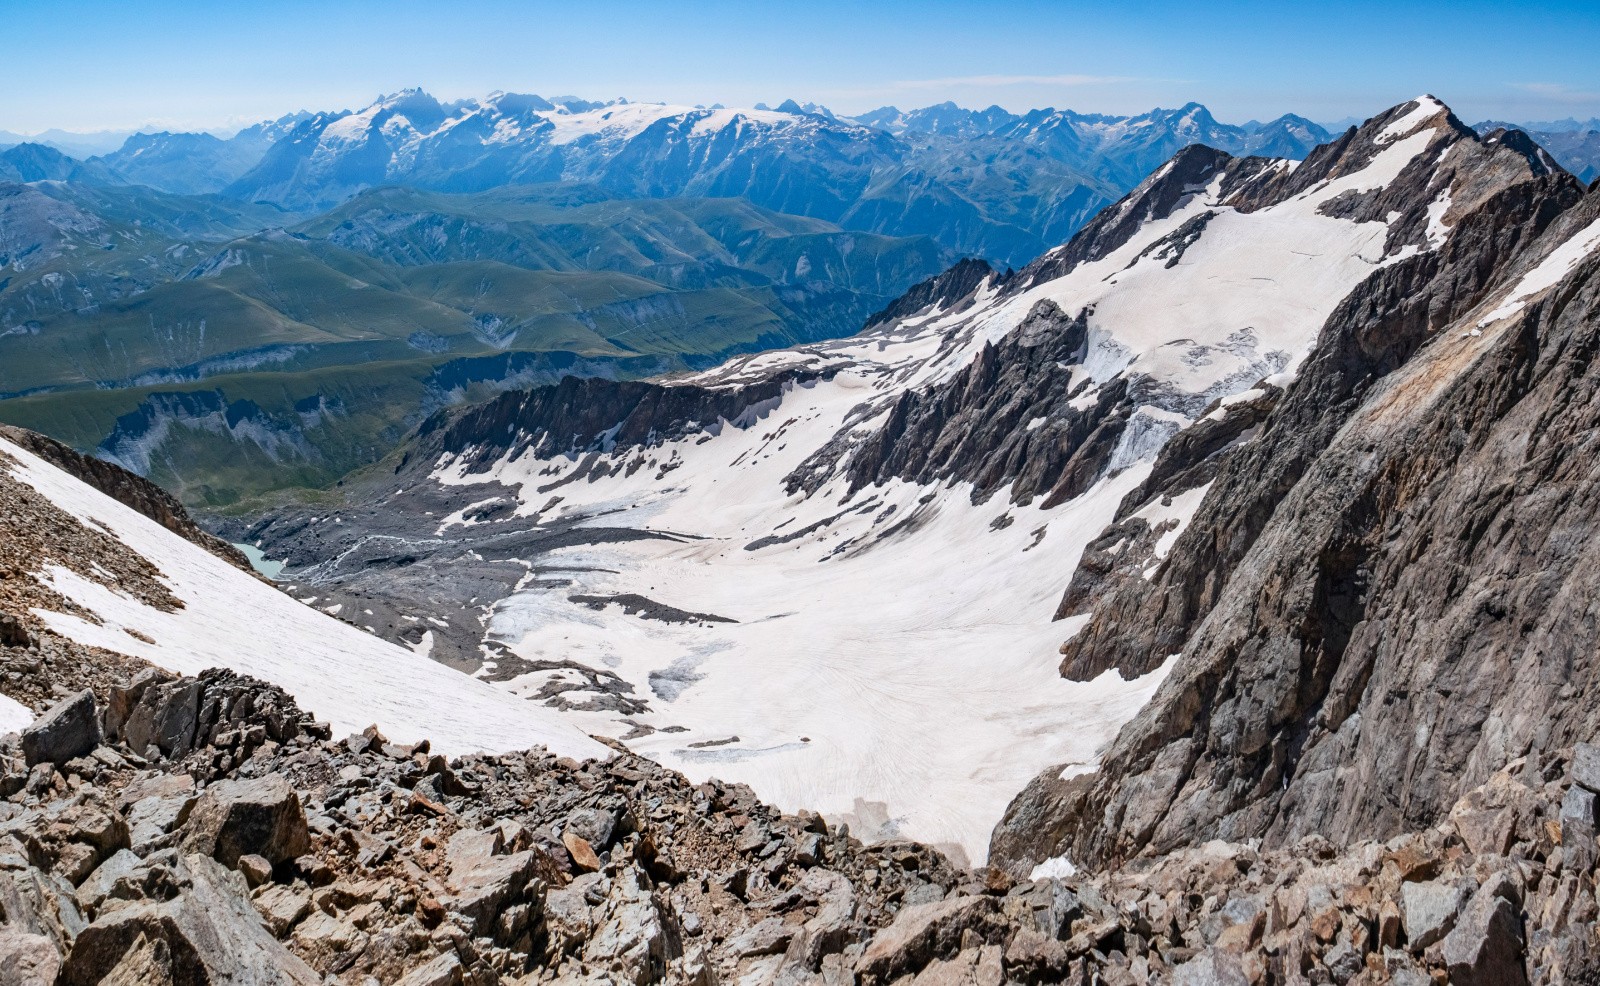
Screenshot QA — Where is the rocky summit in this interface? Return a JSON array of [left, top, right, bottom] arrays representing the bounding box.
[[5, 86, 1600, 986]]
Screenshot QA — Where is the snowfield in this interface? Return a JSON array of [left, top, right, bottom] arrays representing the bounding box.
[[0, 692, 30, 735], [422, 105, 1454, 863], [0, 435, 606, 762]]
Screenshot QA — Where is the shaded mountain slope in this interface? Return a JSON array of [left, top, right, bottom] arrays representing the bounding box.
[[993, 120, 1600, 875]]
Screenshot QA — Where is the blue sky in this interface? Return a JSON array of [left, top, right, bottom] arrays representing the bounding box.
[[3, 0, 1598, 133]]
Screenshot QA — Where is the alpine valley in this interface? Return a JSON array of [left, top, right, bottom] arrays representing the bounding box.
[[3, 89, 1600, 986]]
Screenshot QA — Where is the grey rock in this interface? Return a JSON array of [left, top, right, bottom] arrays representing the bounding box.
[[394, 950, 464, 986], [444, 825, 502, 872], [565, 805, 620, 850], [20, 690, 99, 767], [582, 866, 667, 985], [1561, 785, 1599, 873], [237, 853, 273, 887], [127, 791, 198, 853], [1439, 875, 1528, 986], [101, 668, 175, 743], [1402, 879, 1472, 950], [726, 916, 792, 957], [1573, 742, 1600, 792], [1172, 949, 1252, 986], [856, 894, 999, 983], [251, 884, 311, 936], [122, 677, 201, 760], [180, 774, 310, 867], [542, 877, 598, 961], [74, 848, 141, 916], [58, 852, 320, 985], [444, 847, 539, 940]]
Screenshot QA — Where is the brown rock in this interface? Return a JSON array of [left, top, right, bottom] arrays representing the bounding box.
[[0, 928, 61, 986], [563, 830, 601, 873], [857, 895, 1000, 983]]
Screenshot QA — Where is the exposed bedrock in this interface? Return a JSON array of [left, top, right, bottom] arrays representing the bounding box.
[[997, 186, 1600, 873]]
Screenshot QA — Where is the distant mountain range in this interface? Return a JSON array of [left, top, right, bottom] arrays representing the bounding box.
[[5, 91, 1348, 267], [2, 91, 1596, 506]]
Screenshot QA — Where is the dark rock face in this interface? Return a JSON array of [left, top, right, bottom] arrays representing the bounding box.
[[862, 257, 997, 330], [995, 175, 1598, 871], [411, 366, 830, 477], [1012, 144, 1246, 292], [794, 300, 1134, 508]]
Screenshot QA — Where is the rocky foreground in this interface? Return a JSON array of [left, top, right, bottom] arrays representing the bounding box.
[[3, 632, 1599, 984]]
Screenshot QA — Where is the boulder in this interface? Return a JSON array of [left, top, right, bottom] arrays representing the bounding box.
[[905, 945, 1005, 986], [127, 792, 198, 854], [0, 928, 61, 986], [563, 829, 601, 873], [102, 669, 175, 743], [582, 866, 667, 986], [394, 950, 465, 986], [725, 916, 792, 958], [180, 775, 309, 868], [58, 853, 320, 985], [1573, 742, 1600, 792], [1561, 785, 1599, 873], [443, 833, 542, 942], [1439, 875, 1528, 986], [252, 885, 311, 937], [1172, 949, 1253, 986], [856, 894, 1000, 983], [782, 868, 858, 970], [1401, 879, 1471, 949], [20, 690, 99, 767], [1004, 877, 1081, 939], [0, 613, 34, 649], [122, 678, 201, 761], [74, 848, 142, 916], [543, 876, 599, 961], [565, 806, 621, 850]]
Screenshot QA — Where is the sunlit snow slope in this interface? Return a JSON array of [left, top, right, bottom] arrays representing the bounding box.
[[410, 97, 1482, 863], [0, 434, 606, 761]]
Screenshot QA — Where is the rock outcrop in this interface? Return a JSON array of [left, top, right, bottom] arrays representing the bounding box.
[[5, 666, 1599, 983], [995, 130, 1600, 892]]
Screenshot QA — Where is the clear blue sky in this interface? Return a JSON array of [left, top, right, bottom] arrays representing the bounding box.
[[4, 0, 1598, 133]]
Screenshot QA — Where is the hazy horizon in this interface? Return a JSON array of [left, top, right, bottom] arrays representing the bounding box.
[[4, 0, 1597, 136]]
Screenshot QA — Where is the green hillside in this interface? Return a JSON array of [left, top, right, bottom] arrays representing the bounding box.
[[0, 181, 954, 505]]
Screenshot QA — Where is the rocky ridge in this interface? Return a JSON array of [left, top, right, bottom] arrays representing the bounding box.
[[5, 642, 1599, 984], [985, 102, 1600, 941]]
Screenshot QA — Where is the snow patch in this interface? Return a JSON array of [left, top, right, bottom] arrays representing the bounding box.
[[1029, 855, 1078, 881], [1478, 215, 1600, 326], [0, 693, 31, 735]]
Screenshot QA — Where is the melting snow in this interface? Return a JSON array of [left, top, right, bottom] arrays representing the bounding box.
[[1029, 855, 1079, 880]]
